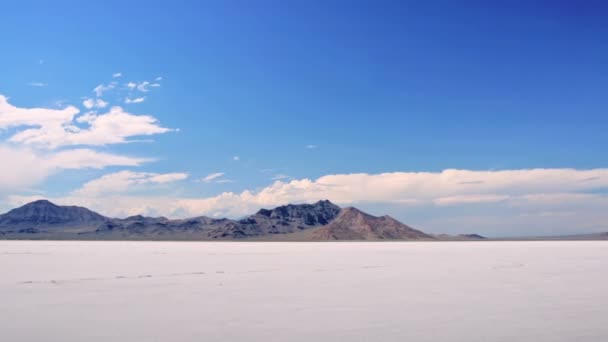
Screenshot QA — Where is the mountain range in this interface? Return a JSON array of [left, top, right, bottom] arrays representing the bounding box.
[[0, 199, 437, 241], [2, 200, 605, 241]]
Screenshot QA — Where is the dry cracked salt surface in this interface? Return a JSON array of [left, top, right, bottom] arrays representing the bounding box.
[[1, 241, 607, 342]]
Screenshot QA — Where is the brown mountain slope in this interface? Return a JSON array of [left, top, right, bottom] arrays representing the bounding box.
[[311, 207, 434, 240]]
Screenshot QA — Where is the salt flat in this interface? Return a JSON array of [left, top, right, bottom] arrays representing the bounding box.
[[1, 241, 607, 342]]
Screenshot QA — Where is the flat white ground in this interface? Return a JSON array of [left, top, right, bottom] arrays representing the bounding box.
[[1, 241, 607, 342]]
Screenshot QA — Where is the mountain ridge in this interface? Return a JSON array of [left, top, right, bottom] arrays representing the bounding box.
[[2, 199, 603, 241], [0, 199, 434, 241]]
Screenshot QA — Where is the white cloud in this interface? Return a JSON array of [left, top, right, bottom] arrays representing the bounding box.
[[0, 95, 78, 129], [125, 97, 145, 104], [75, 112, 97, 124], [155, 76, 163, 81], [433, 194, 510, 206], [72, 170, 188, 197], [47, 149, 149, 170], [306, 144, 318, 149], [28, 82, 47, 87], [15, 168, 608, 236], [149, 173, 189, 184], [233, 156, 240, 161], [0, 80, 173, 210], [0, 145, 148, 195], [0, 96, 171, 148], [271, 174, 291, 181], [93, 83, 115, 97], [82, 99, 94, 109], [202, 172, 225, 183], [113, 72, 122, 78], [82, 98, 108, 109], [125, 81, 157, 92], [0, 146, 58, 194], [137, 81, 150, 92], [264, 169, 608, 205]]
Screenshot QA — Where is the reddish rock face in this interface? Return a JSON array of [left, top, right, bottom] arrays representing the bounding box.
[[312, 207, 434, 241]]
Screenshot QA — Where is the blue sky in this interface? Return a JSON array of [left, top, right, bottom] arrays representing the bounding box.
[[0, 1, 607, 236]]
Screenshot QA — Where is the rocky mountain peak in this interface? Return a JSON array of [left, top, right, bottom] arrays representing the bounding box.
[[312, 206, 434, 240], [254, 200, 341, 222], [0, 200, 107, 227], [23, 199, 57, 208]]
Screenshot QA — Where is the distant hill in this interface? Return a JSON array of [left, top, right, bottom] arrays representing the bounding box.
[[0, 199, 430, 241], [434, 233, 487, 241]]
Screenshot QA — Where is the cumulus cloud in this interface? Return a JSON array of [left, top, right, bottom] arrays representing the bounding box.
[[0, 90, 170, 201], [233, 156, 240, 161], [13, 168, 608, 236], [82, 99, 94, 109], [46, 149, 149, 170], [149, 173, 189, 184], [82, 98, 108, 109], [0, 145, 148, 195], [0, 74, 174, 213], [0, 96, 171, 148], [433, 194, 509, 206], [0, 146, 59, 194], [72, 170, 188, 197], [75, 112, 97, 124], [0, 95, 79, 129], [271, 174, 291, 181]]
